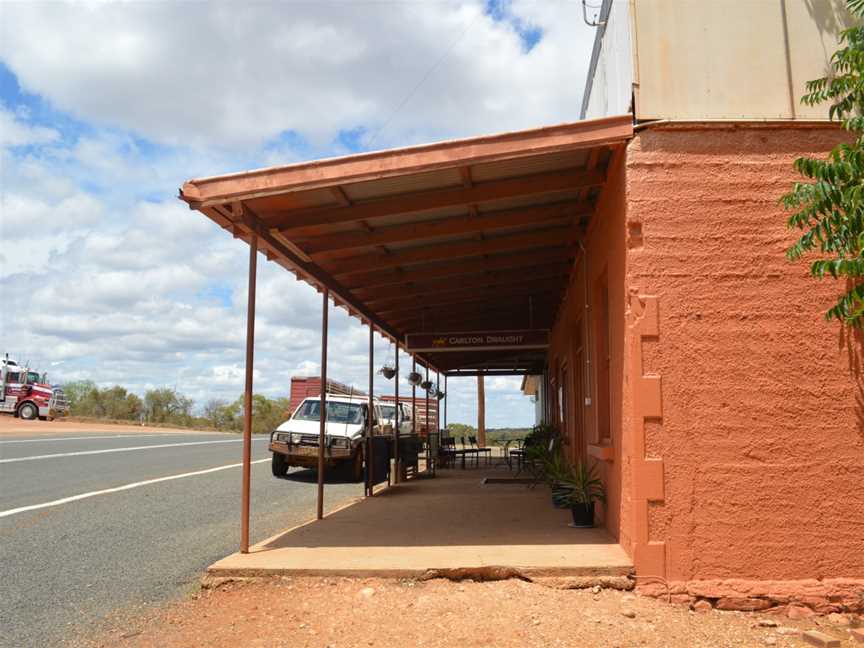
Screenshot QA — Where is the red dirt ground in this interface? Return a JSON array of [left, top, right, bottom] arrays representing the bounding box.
[[79, 577, 863, 648], [0, 415, 219, 436]]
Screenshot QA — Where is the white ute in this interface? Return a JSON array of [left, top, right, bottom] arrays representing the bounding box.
[[268, 394, 388, 481], [379, 401, 413, 436]]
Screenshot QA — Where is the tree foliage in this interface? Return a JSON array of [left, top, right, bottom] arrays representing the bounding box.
[[144, 387, 195, 425], [783, 0, 864, 325], [63, 380, 143, 420], [62, 380, 292, 433], [199, 395, 292, 433]]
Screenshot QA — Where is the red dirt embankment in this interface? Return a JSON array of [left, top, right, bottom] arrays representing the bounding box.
[[0, 416, 224, 437]]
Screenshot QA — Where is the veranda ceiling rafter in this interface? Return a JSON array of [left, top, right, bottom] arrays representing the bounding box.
[[342, 247, 576, 291], [297, 200, 590, 257], [358, 263, 571, 306], [367, 275, 567, 313], [266, 167, 604, 233], [217, 202, 446, 371], [328, 225, 580, 278], [376, 287, 562, 318]]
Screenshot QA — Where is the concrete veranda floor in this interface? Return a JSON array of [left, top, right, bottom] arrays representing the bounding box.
[[209, 466, 633, 578]]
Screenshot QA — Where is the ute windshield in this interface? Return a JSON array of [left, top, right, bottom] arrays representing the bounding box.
[[293, 400, 364, 425], [380, 405, 396, 420]]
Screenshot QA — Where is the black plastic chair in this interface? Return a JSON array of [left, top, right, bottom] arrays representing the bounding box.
[[458, 436, 479, 468], [468, 436, 492, 466], [439, 436, 458, 468], [508, 438, 525, 472]]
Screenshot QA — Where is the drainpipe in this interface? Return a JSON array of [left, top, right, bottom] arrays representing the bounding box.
[[579, 241, 593, 440]]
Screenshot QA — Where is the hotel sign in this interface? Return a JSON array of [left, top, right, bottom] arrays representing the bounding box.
[[405, 329, 549, 353]]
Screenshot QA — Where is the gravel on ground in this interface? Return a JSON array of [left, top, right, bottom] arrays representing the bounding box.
[[79, 576, 863, 648]]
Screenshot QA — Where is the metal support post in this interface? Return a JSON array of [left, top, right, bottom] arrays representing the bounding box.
[[316, 288, 329, 520], [443, 375, 448, 432], [367, 324, 374, 496], [240, 232, 257, 554], [425, 364, 430, 436], [394, 341, 400, 484]]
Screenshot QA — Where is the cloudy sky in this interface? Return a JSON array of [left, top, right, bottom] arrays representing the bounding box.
[[0, 0, 596, 427]]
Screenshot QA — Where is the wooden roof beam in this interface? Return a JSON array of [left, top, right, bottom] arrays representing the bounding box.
[[299, 200, 588, 257], [341, 248, 575, 291], [329, 225, 579, 278], [331, 186, 352, 207], [391, 298, 556, 321], [364, 267, 569, 310], [267, 167, 603, 233], [444, 369, 541, 377], [388, 302, 554, 333], [377, 288, 561, 318], [224, 202, 405, 345], [352, 262, 570, 302]]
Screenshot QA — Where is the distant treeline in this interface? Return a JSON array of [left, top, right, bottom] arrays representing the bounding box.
[[62, 380, 289, 434], [61, 381, 531, 438], [445, 422, 530, 444]]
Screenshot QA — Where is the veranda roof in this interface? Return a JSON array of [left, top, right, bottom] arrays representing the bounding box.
[[179, 115, 633, 375]]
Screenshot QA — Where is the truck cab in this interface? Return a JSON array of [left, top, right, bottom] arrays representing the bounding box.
[[0, 358, 69, 420], [268, 395, 386, 481]]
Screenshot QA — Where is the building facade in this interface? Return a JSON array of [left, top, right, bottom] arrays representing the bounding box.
[[182, 0, 863, 613], [541, 0, 864, 609]]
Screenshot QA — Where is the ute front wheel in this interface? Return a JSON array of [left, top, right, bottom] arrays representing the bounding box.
[[271, 452, 289, 477], [350, 448, 364, 482], [18, 402, 38, 421]]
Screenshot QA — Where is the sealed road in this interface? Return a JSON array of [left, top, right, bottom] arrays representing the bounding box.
[[0, 428, 362, 648]]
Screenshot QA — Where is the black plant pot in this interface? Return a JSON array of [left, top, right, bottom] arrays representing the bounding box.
[[570, 502, 595, 528]]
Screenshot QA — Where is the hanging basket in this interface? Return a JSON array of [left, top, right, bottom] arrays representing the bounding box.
[[436, 390, 446, 401], [379, 344, 396, 380], [420, 380, 433, 391], [407, 371, 423, 386]]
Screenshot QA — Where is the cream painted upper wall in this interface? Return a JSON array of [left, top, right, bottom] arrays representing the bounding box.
[[583, 0, 635, 120], [633, 0, 856, 120], [581, 0, 857, 121]]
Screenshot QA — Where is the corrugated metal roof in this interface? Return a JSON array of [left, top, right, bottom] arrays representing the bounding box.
[[470, 149, 589, 183], [343, 167, 462, 201]]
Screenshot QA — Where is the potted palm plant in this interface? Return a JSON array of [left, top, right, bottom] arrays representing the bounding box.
[[561, 461, 606, 528], [542, 450, 573, 509]]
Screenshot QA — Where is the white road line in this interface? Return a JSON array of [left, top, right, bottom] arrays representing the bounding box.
[[0, 438, 269, 464], [0, 459, 270, 519], [0, 433, 230, 444]]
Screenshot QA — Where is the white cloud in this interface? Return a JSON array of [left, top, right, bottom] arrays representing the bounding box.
[[0, 2, 566, 427], [0, 103, 59, 147], [0, 188, 104, 276], [0, 1, 594, 149]]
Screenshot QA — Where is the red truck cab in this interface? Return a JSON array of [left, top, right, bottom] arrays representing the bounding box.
[[0, 358, 69, 420]]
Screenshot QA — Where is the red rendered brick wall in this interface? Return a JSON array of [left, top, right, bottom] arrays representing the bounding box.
[[626, 125, 864, 583], [548, 148, 630, 547]]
